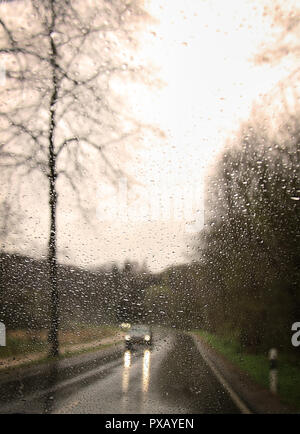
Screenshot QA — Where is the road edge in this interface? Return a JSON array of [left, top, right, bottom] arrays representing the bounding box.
[[190, 332, 292, 414]]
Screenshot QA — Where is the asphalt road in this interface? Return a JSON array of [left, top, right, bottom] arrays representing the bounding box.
[[0, 331, 241, 414]]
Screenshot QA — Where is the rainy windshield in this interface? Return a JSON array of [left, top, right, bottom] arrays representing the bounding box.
[[130, 326, 149, 333], [0, 0, 299, 417]]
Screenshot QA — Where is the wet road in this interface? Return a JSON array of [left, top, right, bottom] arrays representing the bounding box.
[[0, 331, 241, 414]]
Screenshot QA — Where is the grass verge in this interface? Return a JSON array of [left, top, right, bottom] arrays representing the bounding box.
[[193, 329, 300, 412], [0, 341, 122, 376], [0, 325, 119, 359]]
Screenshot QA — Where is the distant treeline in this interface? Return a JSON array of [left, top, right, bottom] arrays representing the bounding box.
[[0, 253, 160, 330]]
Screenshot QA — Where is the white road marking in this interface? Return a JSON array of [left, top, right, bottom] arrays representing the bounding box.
[[192, 335, 252, 414]]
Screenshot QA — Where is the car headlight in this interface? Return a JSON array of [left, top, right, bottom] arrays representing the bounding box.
[[125, 335, 131, 341], [144, 335, 151, 341]]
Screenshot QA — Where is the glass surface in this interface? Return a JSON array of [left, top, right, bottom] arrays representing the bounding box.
[[0, 0, 299, 415]]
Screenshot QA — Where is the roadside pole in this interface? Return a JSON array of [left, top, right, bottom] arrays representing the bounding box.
[[269, 348, 278, 394]]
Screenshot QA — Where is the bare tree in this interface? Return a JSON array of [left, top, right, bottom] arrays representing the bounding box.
[[254, 0, 300, 80], [0, 0, 153, 356]]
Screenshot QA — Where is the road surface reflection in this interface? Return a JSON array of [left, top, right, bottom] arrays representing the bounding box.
[[122, 348, 152, 397], [122, 350, 131, 393], [142, 349, 151, 394]]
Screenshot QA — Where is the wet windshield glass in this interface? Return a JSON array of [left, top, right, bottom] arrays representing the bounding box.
[[0, 0, 299, 416], [131, 327, 149, 332]]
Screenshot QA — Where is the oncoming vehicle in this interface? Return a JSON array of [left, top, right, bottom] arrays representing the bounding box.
[[125, 325, 152, 348]]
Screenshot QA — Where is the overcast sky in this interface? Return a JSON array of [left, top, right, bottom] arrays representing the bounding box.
[[1, 0, 296, 271]]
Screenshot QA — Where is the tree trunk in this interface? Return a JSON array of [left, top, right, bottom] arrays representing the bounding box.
[[48, 171, 59, 357], [48, 0, 59, 357]]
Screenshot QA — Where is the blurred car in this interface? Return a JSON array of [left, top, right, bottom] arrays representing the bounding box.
[[125, 325, 152, 348]]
